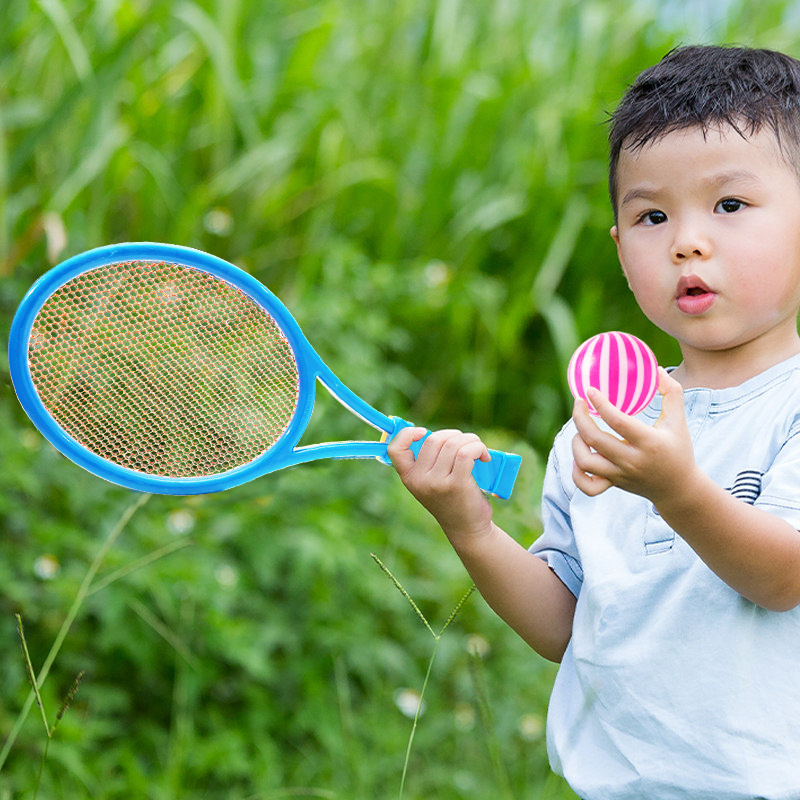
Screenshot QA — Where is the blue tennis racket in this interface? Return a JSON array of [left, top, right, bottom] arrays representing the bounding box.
[[9, 243, 521, 497]]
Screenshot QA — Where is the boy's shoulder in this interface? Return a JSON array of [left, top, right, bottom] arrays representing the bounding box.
[[698, 353, 800, 423]]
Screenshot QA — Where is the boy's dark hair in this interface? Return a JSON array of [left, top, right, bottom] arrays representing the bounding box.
[[608, 45, 800, 217]]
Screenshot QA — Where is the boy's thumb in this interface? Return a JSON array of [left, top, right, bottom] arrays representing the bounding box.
[[656, 366, 684, 421], [385, 426, 426, 474]]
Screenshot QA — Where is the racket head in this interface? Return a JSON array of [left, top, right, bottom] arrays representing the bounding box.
[[9, 243, 320, 494]]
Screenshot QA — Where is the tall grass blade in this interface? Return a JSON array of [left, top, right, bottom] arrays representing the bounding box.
[[530, 196, 589, 313], [398, 636, 439, 800], [127, 597, 199, 669], [173, 1, 260, 146], [0, 492, 151, 772], [14, 615, 49, 738], [6, 19, 151, 183], [36, 0, 92, 81], [47, 123, 128, 213], [86, 538, 193, 597], [468, 651, 514, 799]]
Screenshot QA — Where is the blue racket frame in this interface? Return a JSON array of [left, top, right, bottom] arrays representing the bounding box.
[[9, 243, 521, 498]]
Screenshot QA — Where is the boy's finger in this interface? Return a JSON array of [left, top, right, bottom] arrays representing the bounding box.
[[450, 438, 492, 478], [585, 387, 648, 444], [386, 426, 428, 471], [412, 429, 462, 468], [573, 467, 614, 496], [425, 432, 488, 478], [572, 397, 628, 458], [571, 444, 614, 496], [571, 429, 614, 478]]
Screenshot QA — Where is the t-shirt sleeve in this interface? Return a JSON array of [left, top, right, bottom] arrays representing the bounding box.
[[755, 421, 800, 529], [528, 432, 583, 598]]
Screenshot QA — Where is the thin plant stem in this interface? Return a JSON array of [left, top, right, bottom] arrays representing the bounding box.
[[16, 616, 85, 798], [398, 636, 439, 800], [127, 598, 198, 669], [468, 652, 513, 799], [87, 538, 192, 596], [15, 614, 49, 737], [370, 553, 435, 638], [33, 738, 50, 800], [372, 554, 475, 800], [439, 584, 476, 636], [0, 492, 151, 772]]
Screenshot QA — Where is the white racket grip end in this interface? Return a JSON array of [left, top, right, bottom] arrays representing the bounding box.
[[382, 417, 521, 499]]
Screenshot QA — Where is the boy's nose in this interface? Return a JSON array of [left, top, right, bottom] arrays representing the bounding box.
[[672, 245, 705, 261], [671, 230, 711, 263]]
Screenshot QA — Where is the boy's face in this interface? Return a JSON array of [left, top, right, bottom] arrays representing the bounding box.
[[610, 124, 800, 375]]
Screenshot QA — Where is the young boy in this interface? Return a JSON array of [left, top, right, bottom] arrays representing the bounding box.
[[388, 46, 800, 799]]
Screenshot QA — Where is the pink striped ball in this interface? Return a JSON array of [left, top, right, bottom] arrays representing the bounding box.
[[568, 331, 659, 416]]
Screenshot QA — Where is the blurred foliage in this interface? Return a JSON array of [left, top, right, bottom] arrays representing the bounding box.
[[2, 0, 800, 797]]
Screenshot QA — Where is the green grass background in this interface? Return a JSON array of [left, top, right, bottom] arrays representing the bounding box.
[[1, 1, 799, 797]]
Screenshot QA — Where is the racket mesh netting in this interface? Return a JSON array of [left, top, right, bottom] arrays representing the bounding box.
[[27, 260, 300, 478]]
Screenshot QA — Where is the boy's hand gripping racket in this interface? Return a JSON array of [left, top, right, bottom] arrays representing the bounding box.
[[9, 243, 521, 497]]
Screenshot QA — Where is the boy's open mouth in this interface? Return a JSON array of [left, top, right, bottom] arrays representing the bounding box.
[[676, 276, 716, 314]]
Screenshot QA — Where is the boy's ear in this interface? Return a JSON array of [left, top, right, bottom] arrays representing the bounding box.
[[610, 225, 632, 288]]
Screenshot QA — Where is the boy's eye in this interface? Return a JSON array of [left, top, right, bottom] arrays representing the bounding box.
[[639, 210, 667, 225], [716, 198, 744, 213]]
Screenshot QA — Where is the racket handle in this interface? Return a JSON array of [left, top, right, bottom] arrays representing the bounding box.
[[383, 418, 522, 500]]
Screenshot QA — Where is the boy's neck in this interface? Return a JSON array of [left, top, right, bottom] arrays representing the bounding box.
[[672, 337, 800, 390]]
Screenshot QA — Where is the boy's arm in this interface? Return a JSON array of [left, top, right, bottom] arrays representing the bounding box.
[[388, 428, 576, 662], [572, 368, 800, 612]]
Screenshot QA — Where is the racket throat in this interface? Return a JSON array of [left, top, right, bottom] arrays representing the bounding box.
[[277, 376, 397, 467], [316, 375, 393, 433]]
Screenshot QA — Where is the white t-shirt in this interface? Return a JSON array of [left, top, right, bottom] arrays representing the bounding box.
[[530, 353, 800, 800]]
